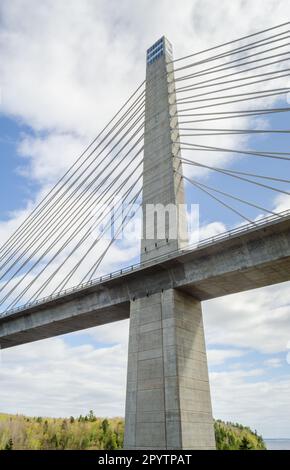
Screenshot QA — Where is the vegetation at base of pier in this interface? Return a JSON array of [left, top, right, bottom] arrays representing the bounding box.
[[214, 420, 266, 450], [0, 411, 123, 450], [0, 411, 266, 450]]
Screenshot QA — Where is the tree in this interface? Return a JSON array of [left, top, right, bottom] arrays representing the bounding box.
[[4, 438, 13, 450], [239, 436, 253, 450], [43, 420, 49, 433], [61, 419, 68, 431], [50, 434, 58, 449], [104, 430, 118, 450], [101, 418, 109, 434], [88, 410, 96, 422]]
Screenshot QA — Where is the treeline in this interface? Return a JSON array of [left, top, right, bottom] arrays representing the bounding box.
[[0, 411, 123, 450], [0, 412, 266, 450], [214, 420, 266, 450]]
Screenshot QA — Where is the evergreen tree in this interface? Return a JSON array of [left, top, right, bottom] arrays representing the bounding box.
[[105, 430, 118, 450], [4, 438, 13, 450], [88, 410, 96, 422], [101, 418, 109, 434], [239, 436, 253, 450]]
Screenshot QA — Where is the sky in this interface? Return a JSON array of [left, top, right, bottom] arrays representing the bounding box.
[[0, 0, 290, 439]]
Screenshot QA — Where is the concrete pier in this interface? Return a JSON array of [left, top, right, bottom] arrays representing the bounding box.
[[124, 289, 215, 449], [124, 37, 215, 449]]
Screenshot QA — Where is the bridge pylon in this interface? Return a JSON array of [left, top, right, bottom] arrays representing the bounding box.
[[124, 37, 216, 450]]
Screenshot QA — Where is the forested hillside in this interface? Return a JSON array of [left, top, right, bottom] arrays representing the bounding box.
[[214, 419, 266, 450], [0, 412, 123, 450], [0, 412, 266, 450]]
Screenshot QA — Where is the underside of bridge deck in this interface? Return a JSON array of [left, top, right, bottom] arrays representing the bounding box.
[[0, 216, 289, 350]]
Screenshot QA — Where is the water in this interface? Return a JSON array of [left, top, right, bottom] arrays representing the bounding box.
[[265, 439, 290, 450]]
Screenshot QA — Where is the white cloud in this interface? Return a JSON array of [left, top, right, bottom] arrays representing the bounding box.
[[203, 281, 290, 354], [0, 0, 143, 136], [17, 133, 88, 184], [207, 348, 247, 366], [273, 194, 290, 213], [287, 340, 290, 365], [210, 367, 290, 438], [199, 221, 226, 239], [263, 357, 283, 368], [1, 324, 290, 437], [0, 322, 129, 417], [74, 319, 130, 348]]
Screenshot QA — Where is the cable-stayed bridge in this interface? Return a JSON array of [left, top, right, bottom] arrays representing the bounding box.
[[0, 22, 290, 449]]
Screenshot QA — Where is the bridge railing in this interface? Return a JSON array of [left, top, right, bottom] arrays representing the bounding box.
[[2, 208, 290, 318]]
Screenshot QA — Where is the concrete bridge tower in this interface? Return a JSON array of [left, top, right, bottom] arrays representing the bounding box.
[[124, 37, 216, 449]]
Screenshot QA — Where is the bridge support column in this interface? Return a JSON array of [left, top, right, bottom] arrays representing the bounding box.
[[124, 288, 216, 449]]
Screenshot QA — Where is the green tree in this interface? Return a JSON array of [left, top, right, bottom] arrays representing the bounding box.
[[0, 412, 266, 450], [101, 418, 109, 434], [4, 438, 13, 450], [50, 433, 58, 449], [43, 420, 49, 433], [88, 410, 96, 422], [239, 436, 253, 450], [61, 419, 68, 431], [104, 430, 118, 450]]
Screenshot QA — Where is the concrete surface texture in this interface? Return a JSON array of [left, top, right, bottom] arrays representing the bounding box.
[[141, 37, 187, 262], [124, 289, 215, 449], [124, 37, 215, 449]]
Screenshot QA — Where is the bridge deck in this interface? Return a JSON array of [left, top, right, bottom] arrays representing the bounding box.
[[0, 213, 290, 349]]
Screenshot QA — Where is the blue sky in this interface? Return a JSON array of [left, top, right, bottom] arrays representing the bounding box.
[[0, 0, 290, 440], [180, 97, 290, 227], [0, 117, 31, 215]]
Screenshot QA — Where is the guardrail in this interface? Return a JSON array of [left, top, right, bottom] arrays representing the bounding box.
[[1, 208, 290, 319]]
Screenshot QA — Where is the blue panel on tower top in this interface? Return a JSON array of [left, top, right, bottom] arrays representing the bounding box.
[[146, 37, 173, 65]]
